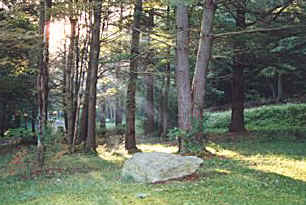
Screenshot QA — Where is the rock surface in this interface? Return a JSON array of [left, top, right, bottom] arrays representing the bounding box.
[[121, 152, 203, 183]]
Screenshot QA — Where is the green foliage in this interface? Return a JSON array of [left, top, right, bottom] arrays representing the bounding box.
[[4, 128, 35, 141], [167, 117, 208, 153], [207, 104, 306, 136]]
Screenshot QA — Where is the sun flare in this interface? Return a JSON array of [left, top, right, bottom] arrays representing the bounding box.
[[49, 20, 71, 54]]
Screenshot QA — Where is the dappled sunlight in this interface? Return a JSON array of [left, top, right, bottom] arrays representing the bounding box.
[[96, 142, 177, 163], [214, 168, 231, 175], [96, 144, 127, 163], [137, 143, 177, 153], [209, 145, 306, 182], [246, 155, 306, 182]]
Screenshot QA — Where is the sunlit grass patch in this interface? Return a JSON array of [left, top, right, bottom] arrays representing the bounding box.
[[0, 136, 306, 205]]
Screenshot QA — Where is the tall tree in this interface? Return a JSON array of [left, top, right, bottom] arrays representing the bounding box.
[[66, 12, 77, 150], [86, 0, 102, 152], [125, 0, 142, 153], [37, 0, 51, 168], [144, 9, 155, 136], [115, 0, 124, 127], [229, 0, 247, 132], [175, 2, 192, 153], [191, 0, 216, 120]]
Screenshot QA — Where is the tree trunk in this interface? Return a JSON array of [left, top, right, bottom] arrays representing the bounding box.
[[115, 1, 124, 128], [191, 0, 216, 120], [276, 72, 283, 102], [80, 74, 89, 142], [86, 0, 102, 152], [100, 100, 106, 129], [162, 61, 171, 137], [269, 82, 276, 99], [79, 25, 91, 144], [176, 3, 192, 153], [144, 71, 154, 135], [43, 0, 51, 126], [31, 106, 36, 133], [126, 0, 142, 153], [230, 1, 246, 132], [66, 17, 77, 149], [143, 9, 155, 136], [115, 98, 123, 126], [37, 0, 51, 169], [0, 102, 5, 137], [160, 6, 171, 137]]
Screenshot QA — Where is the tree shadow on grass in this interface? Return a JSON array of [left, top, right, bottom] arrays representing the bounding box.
[[215, 138, 306, 160], [199, 154, 306, 204]]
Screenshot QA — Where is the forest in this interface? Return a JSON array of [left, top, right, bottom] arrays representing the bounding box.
[[0, 0, 305, 204]]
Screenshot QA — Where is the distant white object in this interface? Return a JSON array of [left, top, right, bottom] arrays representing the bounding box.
[[54, 120, 65, 132], [121, 152, 203, 183]]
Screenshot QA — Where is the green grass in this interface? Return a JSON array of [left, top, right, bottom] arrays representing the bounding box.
[[0, 137, 305, 205], [1, 104, 305, 205], [206, 103, 306, 135]]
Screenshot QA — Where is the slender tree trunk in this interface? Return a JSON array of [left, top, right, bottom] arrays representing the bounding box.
[[230, 1, 246, 132], [160, 6, 171, 137], [86, 0, 102, 152], [66, 17, 77, 149], [0, 102, 5, 137], [100, 100, 106, 129], [115, 1, 124, 128], [269, 82, 276, 99], [144, 71, 154, 135], [79, 16, 91, 144], [162, 58, 171, 137], [37, 0, 51, 169], [115, 97, 123, 126], [80, 74, 89, 142], [43, 0, 51, 125], [176, 3, 192, 153], [31, 106, 36, 133], [276, 72, 283, 102], [143, 9, 154, 136], [191, 0, 216, 120], [126, 0, 142, 153]]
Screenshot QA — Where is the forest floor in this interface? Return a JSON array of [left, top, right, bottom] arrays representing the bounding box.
[[0, 132, 306, 205]]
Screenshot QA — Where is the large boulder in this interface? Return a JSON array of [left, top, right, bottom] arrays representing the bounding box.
[[121, 152, 203, 183]]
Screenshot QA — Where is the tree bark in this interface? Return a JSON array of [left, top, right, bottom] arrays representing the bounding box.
[[191, 0, 216, 120], [79, 20, 91, 144], [43, 0, 51, 125], [37, 0, 51, 169], [115, 1, 124, 128], [143, 9, 155, 136], [176, 3, 192, 152], [229, 0, 246, 132], [80, 73, 89, 142], [160, 6, 171, 137], [100, 100, 106, 129], [276, 72, 283, 102], [66, 17, 77, 148], [125, 0, 142, 152], [0, 102, 5, 137], [86, 0, 102, 152]]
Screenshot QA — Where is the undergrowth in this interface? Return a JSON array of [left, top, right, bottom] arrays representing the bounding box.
[[206, 103, 306, 137]]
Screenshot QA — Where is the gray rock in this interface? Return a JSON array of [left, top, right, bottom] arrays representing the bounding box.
[[121, 152, 203, 183], [136, 193, 148, 199]]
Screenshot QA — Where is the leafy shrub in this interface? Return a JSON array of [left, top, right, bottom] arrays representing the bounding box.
[[167, 117, 208, 153], [4, 128, 35, 141]]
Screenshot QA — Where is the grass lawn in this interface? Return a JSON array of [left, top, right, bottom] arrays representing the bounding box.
[[0, 135, 305, 205]]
